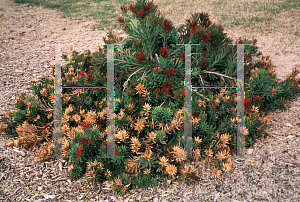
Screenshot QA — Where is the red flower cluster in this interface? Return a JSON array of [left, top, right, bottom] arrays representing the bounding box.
[[75, 151, 84, 160], [204, 20, 212, 28], [164, 67, 177, 79], [136, 10, 144, 17], [142, 1, 154, 12], [129, 4, 136, 12], [194, 28, 202, 37], [79, 136, 93, 145], [162, 87, 171, 94], [81, 121, 90, 129], [244, 97, 252, 111], [201, 50, 208, 58], [163, 20, 172, 33], [253, 38, 258, 44], [253, 96, 262, 102], [199, 59, 208, 68], [155, 88, 161, 95], [202, 31, 212, 46], [210, 103, 216, 109], [117, 17, 124, 23], [78, 70, 84, 76], [120, 5, 126, 12], [134, 52, 147, 64], [153, 66, 162, 73], [77, 145, 84, 152], [159, 47, 170, 58]]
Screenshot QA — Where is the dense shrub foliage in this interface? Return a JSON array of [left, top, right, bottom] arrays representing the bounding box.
[[1, 0, 300, 195]]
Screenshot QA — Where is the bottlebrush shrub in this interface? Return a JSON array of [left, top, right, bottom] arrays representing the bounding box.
[[1, 0, 300, 195]]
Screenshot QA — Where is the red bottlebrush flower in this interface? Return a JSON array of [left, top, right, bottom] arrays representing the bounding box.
[[194, 28, 202, 37], [78, 70, 84, 76], [154, 66, 162, 73], [162, 87, 171, 94], [199, 59, 207, 67], [62, 53, 67, 59], [115, 148, 120, 155], [68, 81, 74, 86], [245, 97, 252, 105], [125, 23, 129, 30], [136, 10, 144, 17], [258, 51, 262, 55], [253, 95, 262, 102], [69, 175, 74, 180], [189, 27, 194, 37], [134, 39, 142, 47], [202, 31, 212, 46], [164, 67, 177, 79], [180, 51, 185, 61], [87, 139, 92, 145], [79, 137, 87, 144], [210, 103, 215, 109], [117, 17, 124, 23], [142, 1, 154, 12], [84, 74, 88, 79], [103, 36, 106, 41], [77, 145, 84, 152], [120, 5, 126, 12], [205, 20, 212, 28], [163, 20, 172, 32], [159, 47, 170, 58], [189, 20, 198, 30], [75, 151, 84, 159], [129, 4, 136, 12], [192, 110, 199, 118], [216, 24, 224, 31], [201, 50, 208, 58], [253, 38, 257, 44], [134, 52, 146, 64], [81, 121, 90, 128], [244, 97, 252, 110], [155, 88, 161, 94]]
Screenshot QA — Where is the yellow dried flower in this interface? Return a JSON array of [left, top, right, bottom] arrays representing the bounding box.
[[197, 100, 205, 107], [171, 144, 187, 163], [143, 168, 151, 175], [115, 129, 129, 142], [158, 156, 169, 167], [62, 114, 70, 124], [165, 164, 177, 179], [5, 140, 14, 147], [34, 115, 40, 122], [212, 167, 222, 179], [65, 104, 74, 115], [135, 83, 146, 95], [40, 88, 48, 98], [25, 111, 30, 117], [192, 148, 201, 157], [194, 137, 202, 144], [215, 150, 227, 160], [222, 162, 232, 173], [68, 164, 74, 172]]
